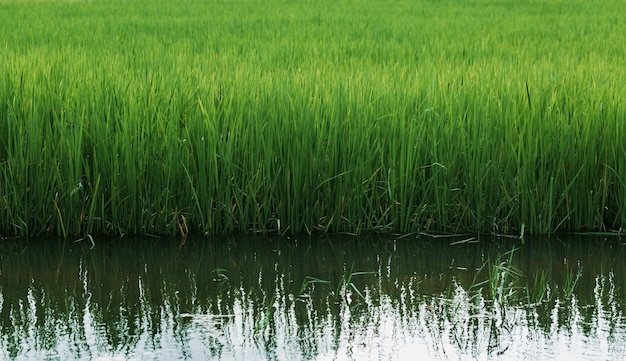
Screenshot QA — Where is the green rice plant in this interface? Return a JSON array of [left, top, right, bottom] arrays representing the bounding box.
[[1, 0, 625, 237], [298, 263, 375, 303], [298, 276, 331, 297], [525, 271, 552, 305], [563, 265, 583, 299], [336, 263, 377, 302], [483, 248, 522, 305]]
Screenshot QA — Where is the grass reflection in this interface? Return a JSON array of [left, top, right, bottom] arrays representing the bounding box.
[[0, 235, 626, 359]]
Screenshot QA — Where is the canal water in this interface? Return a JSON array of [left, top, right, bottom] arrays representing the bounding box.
[[1, 234, 625, 360]]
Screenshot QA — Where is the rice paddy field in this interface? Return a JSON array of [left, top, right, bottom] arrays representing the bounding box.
[[1, 0, 625, 238]]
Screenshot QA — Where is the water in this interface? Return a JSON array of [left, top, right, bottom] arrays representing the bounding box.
[[1, 234, 626, 360]]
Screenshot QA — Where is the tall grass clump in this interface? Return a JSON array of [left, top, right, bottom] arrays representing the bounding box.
[[1, 0, 625, 237]]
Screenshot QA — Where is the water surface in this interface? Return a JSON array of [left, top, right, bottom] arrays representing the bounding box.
[[1, 234, 625, 360]]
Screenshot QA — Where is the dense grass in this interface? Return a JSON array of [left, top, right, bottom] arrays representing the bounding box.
[[1, 0, 625, 237]]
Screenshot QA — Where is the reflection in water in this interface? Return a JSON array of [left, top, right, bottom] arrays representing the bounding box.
[[0, 235, 625, 360]]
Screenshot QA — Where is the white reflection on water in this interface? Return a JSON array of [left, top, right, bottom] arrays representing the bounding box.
[[2, 239, 626, 360]]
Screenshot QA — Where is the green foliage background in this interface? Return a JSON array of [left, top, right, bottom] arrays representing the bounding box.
[[1, 0, 624, 236]]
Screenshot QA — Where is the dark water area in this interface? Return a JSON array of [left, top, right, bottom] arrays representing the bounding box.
[[1, 233, 626, 360]]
